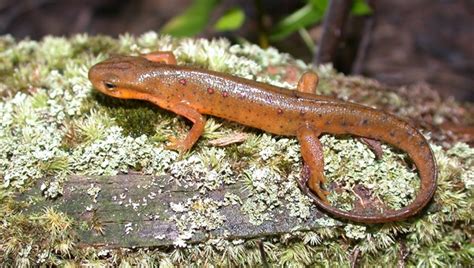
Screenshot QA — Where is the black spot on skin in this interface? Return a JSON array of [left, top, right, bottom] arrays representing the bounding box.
[[341, 121, 347, 127], [389, 130, 396, 137], [418, 141, 425, 147], [292, 91, 300, 99], [362, 119, 369, 125], [318, 114, 322, 118]]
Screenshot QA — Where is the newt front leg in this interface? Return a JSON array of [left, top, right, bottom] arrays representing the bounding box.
[[142, 51, 206, 153], [166, 103, 206, 154]]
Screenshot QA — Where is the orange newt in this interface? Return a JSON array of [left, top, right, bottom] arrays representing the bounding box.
[[88, 51, 437, 223]]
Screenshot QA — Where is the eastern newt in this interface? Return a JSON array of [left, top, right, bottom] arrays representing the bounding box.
[[88, 51, 437, 223]]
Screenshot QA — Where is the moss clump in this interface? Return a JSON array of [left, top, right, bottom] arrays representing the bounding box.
[[0, 195, 77, 266], [92, 91, 168, 138]]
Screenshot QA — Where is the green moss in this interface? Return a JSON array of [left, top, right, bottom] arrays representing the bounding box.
[[90, 91, 170, 138], [0, 204, 77, 266], [70, 34, 120, 56], [39, 155, 70, 174]]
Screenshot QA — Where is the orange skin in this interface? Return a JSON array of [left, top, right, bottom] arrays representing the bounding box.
[[88, 51, 437, 223]]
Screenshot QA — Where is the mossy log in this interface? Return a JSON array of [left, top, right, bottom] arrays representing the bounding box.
[[21, 174, 333, 248]]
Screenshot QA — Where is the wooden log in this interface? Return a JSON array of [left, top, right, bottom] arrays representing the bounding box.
[[21, 174, 337, 248]]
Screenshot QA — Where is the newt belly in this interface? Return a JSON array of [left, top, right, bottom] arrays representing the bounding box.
[[88, 51, 437, 223]]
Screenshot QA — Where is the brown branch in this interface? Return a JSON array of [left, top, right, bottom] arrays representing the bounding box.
[[351, 16, 374, 75], [315, 0, 353, 65], [20, 174, 339, 248], [351, 0, 376, 74]]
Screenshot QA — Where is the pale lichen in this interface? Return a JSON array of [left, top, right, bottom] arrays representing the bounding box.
[[322, 135, 419, 210], [241, 165, 284, 225], [71, 126, 177, 176], [170, 196, 228, 247], [445, 143, 474, 188], [168, 147, 235, 193]]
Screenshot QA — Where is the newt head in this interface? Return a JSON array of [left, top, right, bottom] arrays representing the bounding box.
[[88, 55, 158, 100]]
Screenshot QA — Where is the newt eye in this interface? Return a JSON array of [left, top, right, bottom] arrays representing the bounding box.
[[104, 81, 117, 90]]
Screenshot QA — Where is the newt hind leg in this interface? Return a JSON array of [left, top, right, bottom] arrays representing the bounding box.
[[359, 137, 384, 160], [296, 71, 385, 160], [296, 126, 330, 203], [297, 71, 319, 93]]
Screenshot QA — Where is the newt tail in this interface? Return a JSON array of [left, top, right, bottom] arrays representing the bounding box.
[[299, 105, 438, 223], [88, 51, 437, 223]]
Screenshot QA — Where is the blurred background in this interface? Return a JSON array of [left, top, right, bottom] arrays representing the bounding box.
[[1, 0, 472, 101]]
